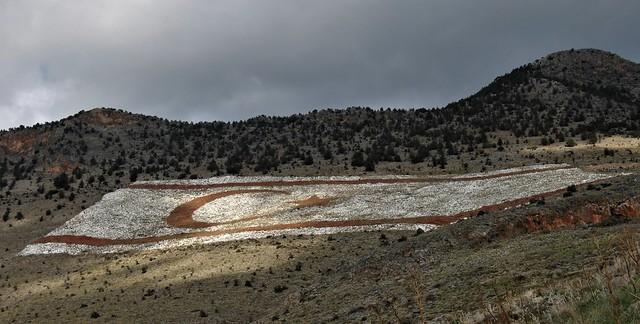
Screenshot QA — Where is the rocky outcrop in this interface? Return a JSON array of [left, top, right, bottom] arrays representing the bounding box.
[[77, 108, 139, 127], [490, 196, 640, 242], [449, 175, 640, 245], [0, 129, 49, 154], [45, 159, 78, 174]]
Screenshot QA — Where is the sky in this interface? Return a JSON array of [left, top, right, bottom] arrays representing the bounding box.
[[1, 0, 639, 130]]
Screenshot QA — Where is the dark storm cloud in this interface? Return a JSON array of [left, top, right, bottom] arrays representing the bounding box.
[[1, 0, 639, 129]]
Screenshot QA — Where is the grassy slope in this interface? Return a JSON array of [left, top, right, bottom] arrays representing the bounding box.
[[1, 173, 639, 323]]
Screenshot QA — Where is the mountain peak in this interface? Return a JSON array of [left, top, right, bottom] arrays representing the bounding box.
[[534, 48, 633, 70], [74, 107, 141, 127], [527, 48, 640, 101]]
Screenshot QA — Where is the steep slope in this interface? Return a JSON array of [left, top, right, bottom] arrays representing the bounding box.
[[452, 49, 640, 137], [537, 49, 640, 98]]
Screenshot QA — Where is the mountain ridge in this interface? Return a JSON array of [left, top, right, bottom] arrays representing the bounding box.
[[3, 49, 638, 131], [0, 48, 638, 187], [2, 49, 640, 323]]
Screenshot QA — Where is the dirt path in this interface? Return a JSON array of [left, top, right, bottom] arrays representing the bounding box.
[[166, 189, 289, 228]]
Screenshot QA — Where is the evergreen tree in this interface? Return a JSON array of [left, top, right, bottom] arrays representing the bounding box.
[[53, 173, 70, 190], [351, 150, 365, 167]]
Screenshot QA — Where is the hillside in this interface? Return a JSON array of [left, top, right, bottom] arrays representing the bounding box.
[[1, 49, 640, 323], [0, 49, 638, 192]]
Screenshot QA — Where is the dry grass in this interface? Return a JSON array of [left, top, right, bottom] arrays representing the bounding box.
[[525, 136, 640, 154], [446, 227, 640, 323], [408, 266, 428, 324]]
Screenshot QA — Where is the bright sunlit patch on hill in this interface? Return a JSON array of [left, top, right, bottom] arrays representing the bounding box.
[[20, 164, 613, 255]]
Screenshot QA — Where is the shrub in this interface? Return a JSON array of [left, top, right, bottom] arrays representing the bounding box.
[[604, 148, 616, 157], [351, 151, 365, 167], [303, 154, 314, 166], [129, 168, 139, 183], [225, 159, 242, 175], [541, 137, 550, 146], [206, 159, 218, 172], [363, 157, 376, 172], [273, 285, 288, 293], [45, 190, 58, 200], [53, 172, 70, 190]]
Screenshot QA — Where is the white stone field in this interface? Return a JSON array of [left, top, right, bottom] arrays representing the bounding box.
[[20, 164, 613, 255]]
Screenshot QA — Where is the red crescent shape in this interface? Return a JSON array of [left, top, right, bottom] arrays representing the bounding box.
[[167, 189, 290, 228]]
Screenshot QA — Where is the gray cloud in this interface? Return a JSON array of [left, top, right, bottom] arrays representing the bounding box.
[[1, 0, 639, 129]]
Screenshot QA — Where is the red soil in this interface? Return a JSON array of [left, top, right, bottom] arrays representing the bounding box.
[[288, 195, 337, 208], [0, 129, 50, 154], [128, 166, 571, 190], [80, 108, 138, 127], [46, 159, 78, 174], [491, 195, 640, 241], [166, 189, 289, 228]]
